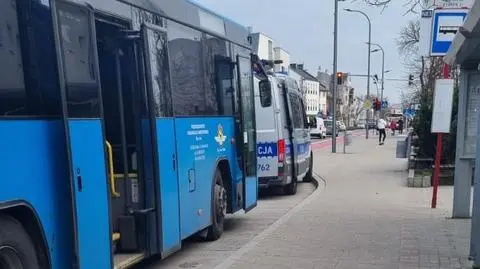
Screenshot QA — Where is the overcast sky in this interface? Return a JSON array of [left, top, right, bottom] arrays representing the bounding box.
[[195, 0, 418, 103]]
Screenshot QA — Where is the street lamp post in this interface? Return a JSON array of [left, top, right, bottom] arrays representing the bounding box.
[[371, 43, 385, 112], [345, 9, 371, 139]]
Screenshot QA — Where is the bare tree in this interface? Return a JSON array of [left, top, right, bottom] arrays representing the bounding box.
[[397, 20, 420, 55]]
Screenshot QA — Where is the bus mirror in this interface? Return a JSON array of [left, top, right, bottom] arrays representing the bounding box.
[[259, 80, 272, 107]]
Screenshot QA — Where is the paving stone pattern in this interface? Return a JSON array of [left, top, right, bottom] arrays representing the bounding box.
[[222, 135, 472, 269]]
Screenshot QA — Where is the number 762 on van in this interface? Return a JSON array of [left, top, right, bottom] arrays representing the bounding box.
[[257, 163, 271, 171]]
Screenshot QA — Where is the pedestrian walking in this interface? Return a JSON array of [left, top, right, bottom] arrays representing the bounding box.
[[397, 118, 404, 134], [390, 120, 396, 136], [378, 117, 387, 145]]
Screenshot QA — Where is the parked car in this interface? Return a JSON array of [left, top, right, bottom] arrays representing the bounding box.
[[337, 121, 346, 131], [367, 119, 377, 130], [309, 116, 327, 139], [325, 120, 339, 137]]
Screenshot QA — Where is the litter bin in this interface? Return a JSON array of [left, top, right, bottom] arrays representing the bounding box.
[[344, 131, 353, 146], [396, 140, 407, 158]]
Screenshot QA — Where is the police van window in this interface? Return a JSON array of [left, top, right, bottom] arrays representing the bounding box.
[[56, 2, 100, 118], [167, 20, 207, 116], [0, 0, 61, 117], [300, 99, 309, 129], [289, 93, 303, 129]]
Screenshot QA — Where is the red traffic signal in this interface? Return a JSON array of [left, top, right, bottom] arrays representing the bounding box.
[[337, 72, 344, 85]]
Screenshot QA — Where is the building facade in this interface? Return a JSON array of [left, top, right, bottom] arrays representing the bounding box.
[[250, 32, 290, 74], [290, 64, 320, 117]]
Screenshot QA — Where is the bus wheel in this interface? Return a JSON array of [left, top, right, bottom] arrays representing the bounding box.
[[284, 177, 297, 195], [304, 153, 314, 182], [0, 214, 39, 269], [206, 169, 226, 241]]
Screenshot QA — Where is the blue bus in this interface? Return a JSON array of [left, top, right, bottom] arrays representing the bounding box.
[[0, 0, 261, 268]]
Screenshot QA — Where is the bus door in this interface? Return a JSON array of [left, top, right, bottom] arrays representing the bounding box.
[[237, 55, 258, 211], [52, 1, 112, 268], [140, 23, 181, 255]]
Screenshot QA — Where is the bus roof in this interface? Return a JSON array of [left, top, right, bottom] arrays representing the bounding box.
[[118, 0, 251, 48]]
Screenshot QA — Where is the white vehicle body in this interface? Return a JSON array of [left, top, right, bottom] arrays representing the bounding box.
[[254, 73, 313, 192], [309, 116, 327, 138]]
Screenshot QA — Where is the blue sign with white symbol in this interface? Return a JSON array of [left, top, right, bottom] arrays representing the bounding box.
[[382, 101, 388, 109], [430, 9, 468, 56]]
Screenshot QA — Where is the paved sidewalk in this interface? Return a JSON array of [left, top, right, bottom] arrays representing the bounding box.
[[215, 135, 472, 269]]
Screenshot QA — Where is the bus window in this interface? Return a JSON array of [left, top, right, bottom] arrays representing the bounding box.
[[167, 20, 206, 116], [55, 1, 100, 118], [0, 0, 26, 116], [204, 34, 230, 115], [144, 25, 173, 117], [0, 0, 61, 117]]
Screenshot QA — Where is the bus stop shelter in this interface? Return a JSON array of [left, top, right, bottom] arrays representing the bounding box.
[[445, 2, 480, 265]]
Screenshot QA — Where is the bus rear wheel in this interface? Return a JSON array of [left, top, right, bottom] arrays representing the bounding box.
[[206, 169, 226, 241], [0, 214, 39, 269]]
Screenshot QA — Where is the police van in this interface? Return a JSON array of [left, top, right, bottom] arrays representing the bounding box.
[[253, 63, 313, 195]]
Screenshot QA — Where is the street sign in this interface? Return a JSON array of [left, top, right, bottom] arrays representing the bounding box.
[[381, 101, 388, 109], [420, 10, 434, 57], [430, 9, 468, 56], [431, 79, 454, 133], [363, 100, 371, 109], [434, 0, 473, 9]]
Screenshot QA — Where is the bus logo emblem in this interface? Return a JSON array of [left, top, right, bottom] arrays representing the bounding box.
[[215, 124, 227, 146]]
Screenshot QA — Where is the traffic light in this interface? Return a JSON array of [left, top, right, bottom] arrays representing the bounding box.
[[337, 72, 344, 85], [372, 98, 381, 111], [408, 74, 414, 86]]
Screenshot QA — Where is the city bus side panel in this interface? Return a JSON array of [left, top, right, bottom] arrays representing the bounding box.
[[0, 120, 73, 269], [174, 117, 235, 239], [155, 118, 181, 253], [68, 119, 112, 269]]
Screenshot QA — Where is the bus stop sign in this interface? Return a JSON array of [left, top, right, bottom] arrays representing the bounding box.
[[430, 9, 468, 56]]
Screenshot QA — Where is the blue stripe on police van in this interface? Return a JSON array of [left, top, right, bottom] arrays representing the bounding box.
[[257, 142, 278, 158]]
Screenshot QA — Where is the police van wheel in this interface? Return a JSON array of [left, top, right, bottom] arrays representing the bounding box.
[[0, 214, 39, 269], [304, 153, 314, 182], [284, 178, 297, 195], [206, 169, 226, 241]]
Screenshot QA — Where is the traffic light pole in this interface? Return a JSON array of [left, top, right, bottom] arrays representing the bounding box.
[[332, 0, 339, 153]]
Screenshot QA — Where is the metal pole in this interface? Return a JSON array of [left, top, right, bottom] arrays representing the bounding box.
[[332, 0, 339, 153], [380, 48, 385, 109], [345, 9, 371, 139], [432, 63, 449, 209], [366, 16, 371, 139]]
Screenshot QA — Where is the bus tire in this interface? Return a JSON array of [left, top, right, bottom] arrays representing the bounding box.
[[284, 177, 297, 195], [0, 214, 40, 269], [304, 153, 314, 182], [206, 169, 226, 241]]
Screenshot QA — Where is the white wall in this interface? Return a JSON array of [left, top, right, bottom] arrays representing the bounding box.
[[274, 47, 290, 73], [251, 33, 275, 61], [319, 90, 327, 114]]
